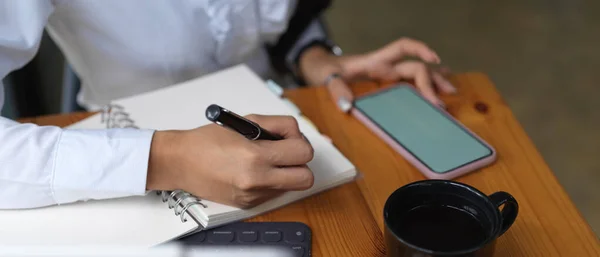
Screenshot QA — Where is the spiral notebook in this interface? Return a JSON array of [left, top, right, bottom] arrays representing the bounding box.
[[0, 65, 356, 247]]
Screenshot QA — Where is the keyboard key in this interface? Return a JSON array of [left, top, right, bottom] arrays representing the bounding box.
[[239, 230, 258, 242], [208, 230, 234, 243], [176, 222, 310, 255], [291, 246, 305, 257], [285, 229, 305, 243], [263, 231, 282, 242]]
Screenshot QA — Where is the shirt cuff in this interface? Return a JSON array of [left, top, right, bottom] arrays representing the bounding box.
[[285, 18, 328, 73], [52, 128, 155, 204]]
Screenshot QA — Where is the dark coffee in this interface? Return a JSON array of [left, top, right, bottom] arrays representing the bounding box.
[[395, 205, 487, 252], [384, 180, 519, 256]]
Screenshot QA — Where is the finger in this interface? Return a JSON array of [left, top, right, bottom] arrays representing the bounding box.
[[233, 189, 284, 209], [437, 66, 452, 76], [256, 137, 314, 166], [374, 38, 440, 64], [431, 71, 456, 94], [244, 114, 303, 139], [252, 190, 283, 206], [264, 165, 315, 191], [394, 61, 444, 106], [326, 79, 354, 113]]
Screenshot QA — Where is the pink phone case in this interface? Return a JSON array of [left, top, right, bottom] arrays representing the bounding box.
[[351, 84, 497, 180]]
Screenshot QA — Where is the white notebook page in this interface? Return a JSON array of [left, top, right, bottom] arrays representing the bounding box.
[[0, 193, 198, 246], [105, 65, 356, 228]]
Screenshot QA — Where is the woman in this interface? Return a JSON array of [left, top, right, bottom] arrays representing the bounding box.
[[0, 1, 455, 209]]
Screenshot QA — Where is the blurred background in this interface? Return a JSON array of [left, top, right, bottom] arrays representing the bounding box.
[[2, 0, 598, 236]]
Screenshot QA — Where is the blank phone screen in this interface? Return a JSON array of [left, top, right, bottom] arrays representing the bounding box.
[[354, 86, 492, 173]]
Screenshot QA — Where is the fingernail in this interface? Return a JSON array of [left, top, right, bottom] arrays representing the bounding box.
[[337, 97, 352, 113]]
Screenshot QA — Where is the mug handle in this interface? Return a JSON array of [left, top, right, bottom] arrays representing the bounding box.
[[489, 191, 519, 235]]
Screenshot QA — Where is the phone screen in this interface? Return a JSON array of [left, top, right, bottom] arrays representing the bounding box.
[[354, 86, 492, 173]]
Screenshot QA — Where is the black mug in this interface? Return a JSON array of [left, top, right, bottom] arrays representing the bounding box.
[[383, 180, 518, 257]]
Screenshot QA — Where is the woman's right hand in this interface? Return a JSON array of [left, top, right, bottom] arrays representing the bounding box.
[[146, 115, 315, 209]]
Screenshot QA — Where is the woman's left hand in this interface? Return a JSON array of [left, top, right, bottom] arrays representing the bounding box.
[[298, 37, 456, 112]]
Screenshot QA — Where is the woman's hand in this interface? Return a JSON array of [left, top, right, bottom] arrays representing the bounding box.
[[147, 115, 314, 209], [298, 38, 456, 111]]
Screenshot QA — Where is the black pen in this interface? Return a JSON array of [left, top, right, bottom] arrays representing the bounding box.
[[205, 104, 282, 141]]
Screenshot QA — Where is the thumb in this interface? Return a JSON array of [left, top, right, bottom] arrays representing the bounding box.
[[326, 79, 354, 113]]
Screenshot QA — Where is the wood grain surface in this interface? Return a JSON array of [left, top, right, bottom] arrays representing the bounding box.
[[285, 72, 600, 256], [17, 111, 96, 126], [18, 72, 599, 256]]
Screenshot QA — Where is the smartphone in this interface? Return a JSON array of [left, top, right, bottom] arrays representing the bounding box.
[[351, 84, 496, 179]]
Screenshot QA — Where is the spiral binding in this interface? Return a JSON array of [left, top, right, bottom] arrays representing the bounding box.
[[158, 190, 208, 223], [100, 104, 139, 129], [101, 104, 208, 223]]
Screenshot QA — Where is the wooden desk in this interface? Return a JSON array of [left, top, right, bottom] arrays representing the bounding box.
[[19, 72, 599, 256]]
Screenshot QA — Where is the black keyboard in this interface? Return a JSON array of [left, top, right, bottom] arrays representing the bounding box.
[[177, 222, 311, 257]]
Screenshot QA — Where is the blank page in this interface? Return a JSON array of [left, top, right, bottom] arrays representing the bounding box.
[[0, 194, 197, 246]]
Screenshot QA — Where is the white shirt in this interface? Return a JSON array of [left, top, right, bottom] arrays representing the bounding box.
[[0, 0, 325, 209]]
